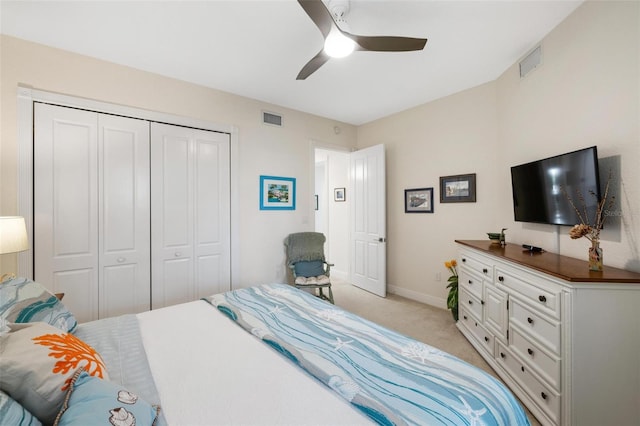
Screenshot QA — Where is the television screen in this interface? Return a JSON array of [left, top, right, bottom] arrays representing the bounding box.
[[511, 146, 601, 226]]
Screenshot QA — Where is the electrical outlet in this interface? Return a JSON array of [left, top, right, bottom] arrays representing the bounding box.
[[435, 272, 442, 282]]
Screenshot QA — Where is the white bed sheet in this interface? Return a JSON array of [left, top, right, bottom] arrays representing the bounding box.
[[137, 300, 372, 426]]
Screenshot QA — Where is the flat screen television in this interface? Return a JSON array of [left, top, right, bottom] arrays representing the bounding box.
[[510, 146, 601, 226]]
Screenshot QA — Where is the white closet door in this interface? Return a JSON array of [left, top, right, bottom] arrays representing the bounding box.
[[151, 123, 231, 309], [98, 115, 150, 318], [34, 103, 99, 322]]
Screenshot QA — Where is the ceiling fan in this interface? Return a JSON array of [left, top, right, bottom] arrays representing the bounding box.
[[296, 0, 428, 80]]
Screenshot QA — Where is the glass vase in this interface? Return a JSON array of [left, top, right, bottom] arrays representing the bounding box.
[[588, 240, 603, 271]]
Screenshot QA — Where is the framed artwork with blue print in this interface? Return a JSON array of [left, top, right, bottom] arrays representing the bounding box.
[[260, 175, 296, 210]]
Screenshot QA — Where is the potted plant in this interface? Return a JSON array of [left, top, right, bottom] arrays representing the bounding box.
[[444, 259, 458, 321]]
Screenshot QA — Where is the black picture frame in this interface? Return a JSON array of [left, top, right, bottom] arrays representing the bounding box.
[[440, 173, 476, 203], [404, 187, 434, 213]]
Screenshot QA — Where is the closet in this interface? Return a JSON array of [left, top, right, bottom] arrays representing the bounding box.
[[33, 103, 230, 322]]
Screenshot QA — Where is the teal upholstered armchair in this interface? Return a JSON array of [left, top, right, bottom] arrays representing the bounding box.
[[284, 232, 334, 304]]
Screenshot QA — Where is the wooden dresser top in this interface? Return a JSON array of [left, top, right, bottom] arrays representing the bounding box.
[[456, 240, 640, 284]]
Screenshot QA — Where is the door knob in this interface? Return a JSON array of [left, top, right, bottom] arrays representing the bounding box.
[[117, 257, 125, 263]]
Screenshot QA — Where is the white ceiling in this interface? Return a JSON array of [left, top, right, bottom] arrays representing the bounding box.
[[0, 0, 582, 125]]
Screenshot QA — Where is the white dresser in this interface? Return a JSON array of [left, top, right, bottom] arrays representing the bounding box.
[[456, 240, 640, 426]]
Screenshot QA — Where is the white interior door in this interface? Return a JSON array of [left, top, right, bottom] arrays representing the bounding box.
[[34, 103, 99, 322], [349, 144, 386, 297], [151, 123, 231, 309], [98, 114, 150, 318]]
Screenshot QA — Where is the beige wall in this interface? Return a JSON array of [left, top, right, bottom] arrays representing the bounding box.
[[0, 35, 358, 286], [358, 0, 640, 307], [2, 1, 638, 309]]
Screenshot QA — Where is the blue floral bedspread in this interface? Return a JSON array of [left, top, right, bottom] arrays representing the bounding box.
[[204, 284, 529, 426]]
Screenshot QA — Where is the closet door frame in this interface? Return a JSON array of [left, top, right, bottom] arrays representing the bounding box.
[[16, 86, 240, 291]]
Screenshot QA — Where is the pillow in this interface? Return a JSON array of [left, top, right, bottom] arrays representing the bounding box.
[[54, 368, 160, 426], [294, 260, 325, 277], [0, 277, 77, 332], [0, 390, 42, 426], [0, 322, 109, 424]]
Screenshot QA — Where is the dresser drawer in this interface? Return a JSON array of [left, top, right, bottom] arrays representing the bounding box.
[[510, 326, 561, 390], [459, 251, 493, 280], [495, 266, 560, 319], [459, 287, 483, 321], [496, 342, 560, 425], [459, 268, 483, 300], [459, 307, 495, 357], [510, 298, 561, 354]]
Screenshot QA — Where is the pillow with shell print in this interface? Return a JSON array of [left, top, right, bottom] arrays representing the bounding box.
[[54, 368, 160, 426]]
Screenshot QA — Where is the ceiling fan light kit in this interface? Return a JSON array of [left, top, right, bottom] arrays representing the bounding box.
[[296, 0, 428, 80], [324, 29, 355, 58]]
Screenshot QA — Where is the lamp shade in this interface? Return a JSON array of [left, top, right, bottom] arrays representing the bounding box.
[[0, 216, 29, 255]]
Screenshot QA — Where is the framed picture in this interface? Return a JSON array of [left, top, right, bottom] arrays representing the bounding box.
[[334, 187, 346, 202], [404, 187, 434, 213], [440, 173, 476, 203], [314, 194, 319, 211], [259, 175, 296, 210]]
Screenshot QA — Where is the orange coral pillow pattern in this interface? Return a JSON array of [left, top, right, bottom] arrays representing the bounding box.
[[0, 322, 108, 425]]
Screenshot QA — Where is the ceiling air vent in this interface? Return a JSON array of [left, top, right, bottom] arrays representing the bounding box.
[[262, 111, 283, 127], [519, 45, 542, 78]]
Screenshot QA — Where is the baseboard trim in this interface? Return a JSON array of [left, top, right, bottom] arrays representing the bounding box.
[[387, 284, 447, 310]]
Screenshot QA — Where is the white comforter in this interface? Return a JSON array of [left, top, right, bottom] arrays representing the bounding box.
[[137, 300, 372, 425]]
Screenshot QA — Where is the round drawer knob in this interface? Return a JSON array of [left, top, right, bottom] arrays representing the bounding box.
[[527, 348, 534, 356], [498, 276, 504, 282], [463, 315, 468, 320], [482, 268, 488, 274], [468, 300, 473, 305], [538, 295, 547, 303], [500, 352, 506, 358], [462, 258, 466, 263], [541, 392, 548, 400], [521, 366, 525, 372], [527, 317, 534, 324], [468, 280, 473, 284], [484, 336, 489, 342]]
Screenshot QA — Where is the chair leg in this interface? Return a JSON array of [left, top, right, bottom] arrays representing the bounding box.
[[327, 285, 334, 304]]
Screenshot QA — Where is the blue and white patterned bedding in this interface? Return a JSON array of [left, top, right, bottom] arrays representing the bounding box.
[[205, 284, 529, 426]]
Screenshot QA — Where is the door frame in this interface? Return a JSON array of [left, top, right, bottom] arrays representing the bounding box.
[[310, 141, 351, 280], [16, 86, 239, 289]]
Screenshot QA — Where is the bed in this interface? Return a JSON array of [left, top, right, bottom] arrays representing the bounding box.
[[0, 277, 530, 425]]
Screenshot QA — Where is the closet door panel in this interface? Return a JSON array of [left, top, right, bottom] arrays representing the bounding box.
[[99, 114, 151, 318], [160, 136, 192, 247], [194, 135, 230, 297], [151, 123, 230, 309], [151, 124, 195, 308], [53, 269, 96, 323], [160, 258, 193, 306], [34, 103, 99, 322]]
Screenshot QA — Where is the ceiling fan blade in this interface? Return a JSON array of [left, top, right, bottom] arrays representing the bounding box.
[[350, 34, 428, 52], [297, 0, 334, 39], [297, 49, 331, 80]]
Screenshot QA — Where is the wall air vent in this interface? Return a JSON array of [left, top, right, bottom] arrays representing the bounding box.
[[519, 45, 542, 78], [262, 111, 283, 127]]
